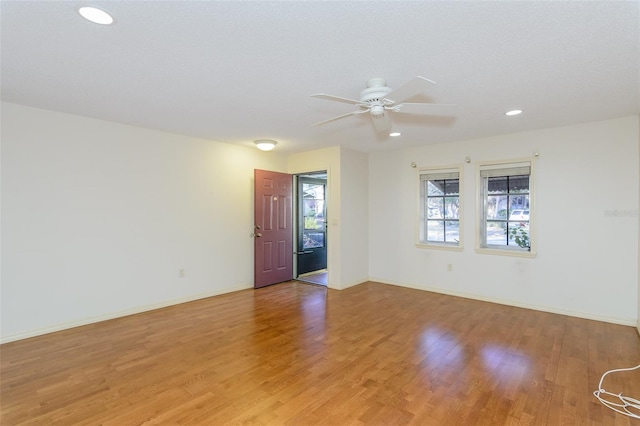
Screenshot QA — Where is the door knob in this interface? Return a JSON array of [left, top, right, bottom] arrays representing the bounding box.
[[255, 233, 262, 237]]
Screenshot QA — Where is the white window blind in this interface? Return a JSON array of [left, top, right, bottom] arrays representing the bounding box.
[[480, 162, 530, 178], [420, 169, 459, 180]]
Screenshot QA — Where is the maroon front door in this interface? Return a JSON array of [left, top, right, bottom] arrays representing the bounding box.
[[254, 169, 293, 288]]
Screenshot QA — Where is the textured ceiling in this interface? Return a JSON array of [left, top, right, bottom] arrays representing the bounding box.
[[2, 1, 639, 153]]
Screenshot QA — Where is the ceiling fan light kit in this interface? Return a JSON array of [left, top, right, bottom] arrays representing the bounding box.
[[311, 76, 454, 133]]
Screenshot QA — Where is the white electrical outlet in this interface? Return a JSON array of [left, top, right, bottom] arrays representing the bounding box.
[[179, 268, 185, 278]]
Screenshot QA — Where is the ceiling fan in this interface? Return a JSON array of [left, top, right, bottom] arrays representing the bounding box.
[[311, 76, 454, 133]]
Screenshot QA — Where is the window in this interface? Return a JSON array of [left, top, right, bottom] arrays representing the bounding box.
[[418, 167, 462, 249], [478, 161, 534, 254], [300, 181, 325, 249]]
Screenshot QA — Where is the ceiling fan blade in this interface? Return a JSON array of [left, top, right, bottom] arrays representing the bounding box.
[[371, 113, 392, 132], [384, 76, 436, 104], [312, 109, 367, 126], [395, 102, 456, 114], [311, 93, 362, 105]]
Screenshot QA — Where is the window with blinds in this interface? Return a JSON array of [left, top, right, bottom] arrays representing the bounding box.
[[478, 161, 533, 253], [418, 167, 462, 248]]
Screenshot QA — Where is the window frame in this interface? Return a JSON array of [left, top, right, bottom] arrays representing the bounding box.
[[416, 165, 464, 251], [476, 158, 536, 257]]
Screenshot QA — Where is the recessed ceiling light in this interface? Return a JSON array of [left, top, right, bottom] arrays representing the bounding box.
[[78, 6, 114, 25], [389, 132, 402, 137], [505, 109, 523, 116]]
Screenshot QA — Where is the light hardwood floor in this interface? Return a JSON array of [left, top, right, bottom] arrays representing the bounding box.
[[1, 281, 639, 425]]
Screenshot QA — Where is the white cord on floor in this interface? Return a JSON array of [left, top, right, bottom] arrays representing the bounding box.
[[593, 364, 640, 419]]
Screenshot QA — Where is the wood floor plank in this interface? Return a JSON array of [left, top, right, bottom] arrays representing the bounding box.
[[1, 281, 639, 425]]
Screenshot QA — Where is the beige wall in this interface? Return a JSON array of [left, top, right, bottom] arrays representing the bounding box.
[[1, 103, 371, 342], [2, 101, 637, 342], [369, 116, 639, 325], [1, 102, 288, 342]]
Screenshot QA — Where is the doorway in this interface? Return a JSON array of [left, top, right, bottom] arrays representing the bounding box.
[[296, 172, 327, 286]]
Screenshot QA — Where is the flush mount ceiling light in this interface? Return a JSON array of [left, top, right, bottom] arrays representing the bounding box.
[[254, 139, 278, 151], [505, 109, 523, 116], [78, 6, 114, 25], [389, 132, 402, 137]]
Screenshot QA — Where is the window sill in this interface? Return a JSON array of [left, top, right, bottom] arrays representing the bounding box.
[[416, 243, 463, 252], [476, 246, 536, 258]]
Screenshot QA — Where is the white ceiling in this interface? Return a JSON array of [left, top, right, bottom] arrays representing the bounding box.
[[2, 1, 639, 153]]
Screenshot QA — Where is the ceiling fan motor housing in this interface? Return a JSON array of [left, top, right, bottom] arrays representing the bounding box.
[[360, 78, 392, 115]]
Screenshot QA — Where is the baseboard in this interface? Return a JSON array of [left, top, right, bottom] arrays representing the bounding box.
[[4, 280, 634, 343], [0, 284, 252, 344], [369, 277, 638, 327], [336, 278, 368, 291]]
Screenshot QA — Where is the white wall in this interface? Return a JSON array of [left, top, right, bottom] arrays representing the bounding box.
[[339, 147, 369, 288], [369, 116, 639, 326], [288, 146, 369, 290], [3, 103, 637, 341], [1, 102, 287, 342]]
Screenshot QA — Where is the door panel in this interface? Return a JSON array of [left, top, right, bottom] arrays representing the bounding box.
[[297, 176, 327, 275], [254, 169, 293, 288]]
